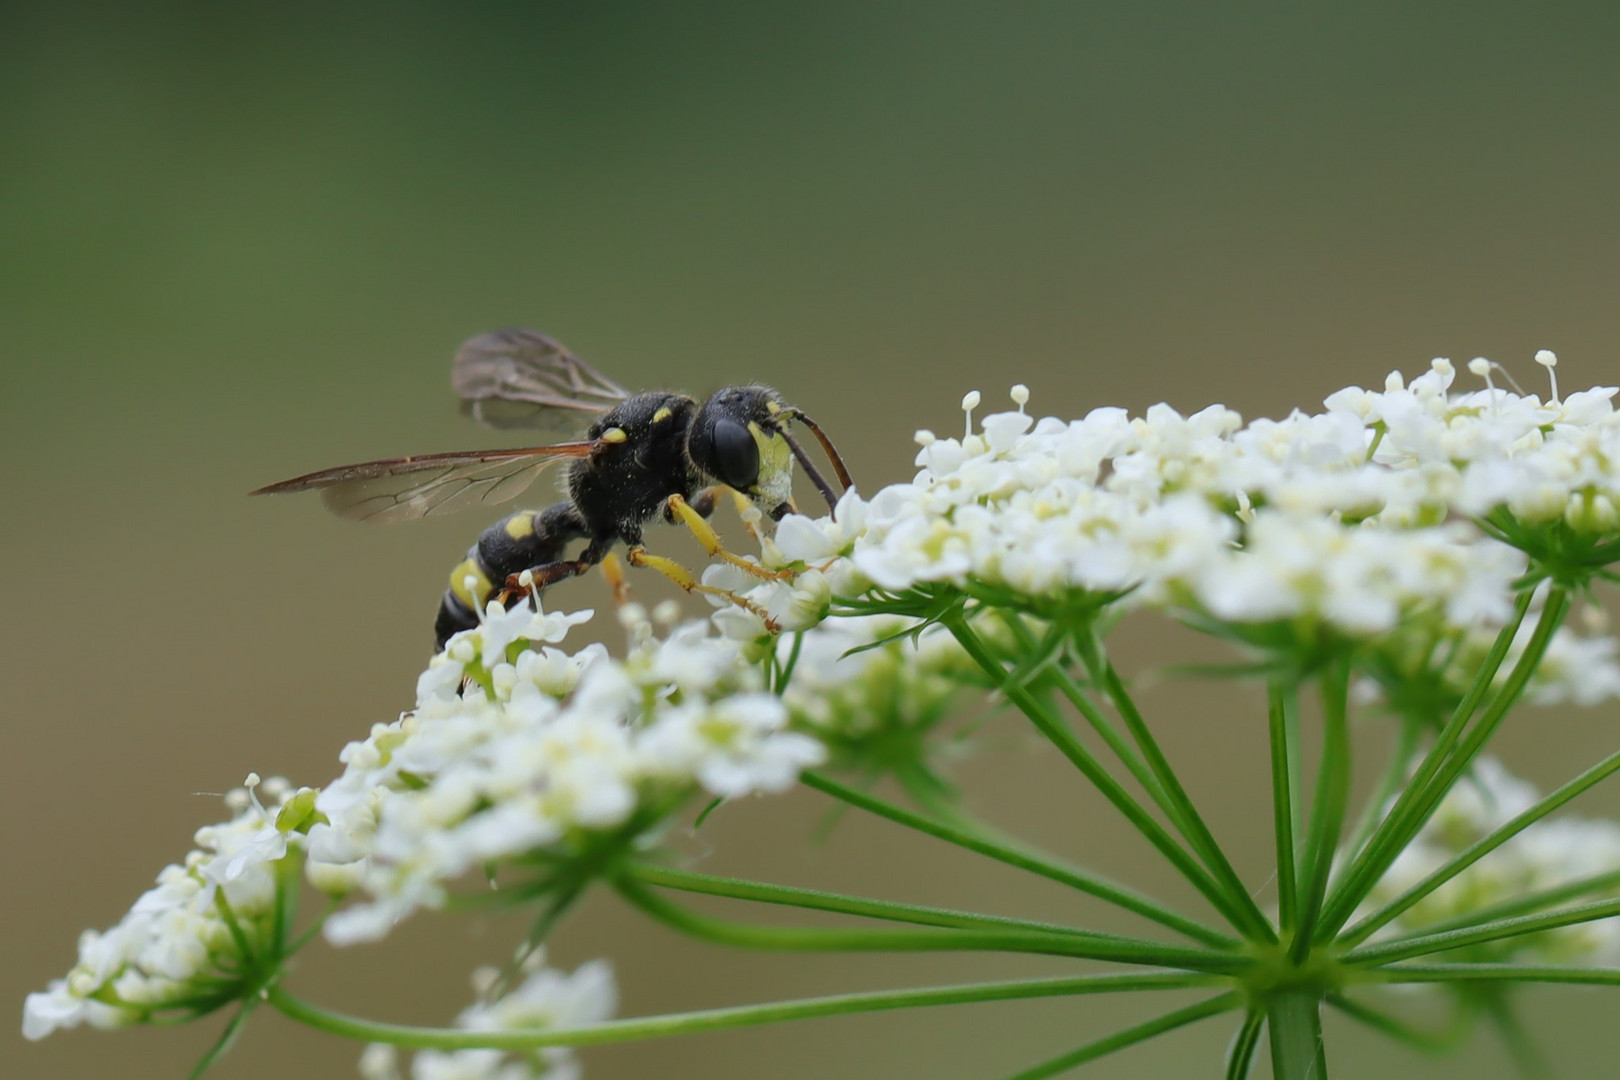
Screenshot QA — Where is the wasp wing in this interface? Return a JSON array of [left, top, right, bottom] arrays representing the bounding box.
[[251, 443, 596, 525], [452, 328, 631, 430]]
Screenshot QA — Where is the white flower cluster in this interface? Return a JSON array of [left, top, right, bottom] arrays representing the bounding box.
[[807, 358, 1620, 645], [1367, 757, 1620, 966], [359, 955, 616, 1080], [774, 614, 978, 758], [312, 597, 825, 945], [23, 775, 312, 1041], [1356, 594, 1620, 715]]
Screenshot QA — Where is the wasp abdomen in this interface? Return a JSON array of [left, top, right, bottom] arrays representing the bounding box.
[[433, 502, 588, 648]]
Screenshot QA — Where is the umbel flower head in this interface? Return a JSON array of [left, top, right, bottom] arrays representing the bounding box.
[[23, 775, 316, 1040], [27, 351, 1620, 1080], [312, 594, 825, 945]]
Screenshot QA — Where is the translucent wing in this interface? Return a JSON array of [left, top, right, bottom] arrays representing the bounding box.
[[452, 328, 631, 430], [251, 443, 596, 525]]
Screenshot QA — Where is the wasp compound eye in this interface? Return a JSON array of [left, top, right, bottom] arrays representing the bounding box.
[[710, 417, 761, 491]]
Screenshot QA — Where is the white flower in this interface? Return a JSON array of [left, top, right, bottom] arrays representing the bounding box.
[[369, 957, 616, 1080], [24, 776, 310, 1040]]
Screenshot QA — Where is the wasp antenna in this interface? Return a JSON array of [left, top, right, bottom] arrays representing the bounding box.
[[779, 429, 840, 516], [785, 409, 855, 494]]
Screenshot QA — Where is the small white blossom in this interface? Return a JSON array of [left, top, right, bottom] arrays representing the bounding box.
[[368, 957, 616, 1080], [24, 776, 311, 1040]]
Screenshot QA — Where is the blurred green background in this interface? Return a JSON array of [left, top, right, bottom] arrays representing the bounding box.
[[8, 3, 1620, 1077]]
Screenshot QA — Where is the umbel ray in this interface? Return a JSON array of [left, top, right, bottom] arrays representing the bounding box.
[[252, 328, 855, 647]]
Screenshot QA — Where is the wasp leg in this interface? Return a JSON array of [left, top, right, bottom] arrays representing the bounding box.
[[665, 493, 793, 581], [599, 552, 632, 607], [625, 546, 780, 631]]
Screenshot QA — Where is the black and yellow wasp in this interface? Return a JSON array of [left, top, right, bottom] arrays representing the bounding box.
[[252, 328, 853, 648]]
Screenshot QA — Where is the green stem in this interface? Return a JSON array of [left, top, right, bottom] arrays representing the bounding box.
[[1226, 1010, 1266, 1080], [1394, 867, 1620, 939], [945, 615, 1264, 939], [1341, 745, 1620, 946], [1083, 637, 1275, 944], [1344, 896, 1620, 966], [1265, 989, 1326, 1080], [1268, 681, 1299, 937], [1296, 657, 1351, 958], [1318, 590, 1550, 939], [998, 992, 1242, 1080], [1003, 615, 1165, 808], [1484, 992, 1554, 1080], [265, 972, 1226, 1051], [186, 998, 259, 1080], [800, 770, 1239, 949], [616, 877, 1249, 972], [1339, 716, 1419, 868], [1372, 963, 1620, 986], [1325, 993, 1459, 1053], [625, 863, 1121, 942]]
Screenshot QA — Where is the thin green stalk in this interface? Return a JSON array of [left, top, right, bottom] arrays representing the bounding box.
[[1339, 716, 1420, 868], [1041, 651, 1168, 810], [1265, 988, 1325, 1080], [1226, 1010, 1266, 1080], [1344, 896, 1620, 966], [1342, 745, 1620, 946], [186, 999, 259, 1080], [266, 972, 1226, 1051], [1395, 868, 1620, 939], [996, 612, 1168, 809], [1296, 657, 1351, 958], [799, 770, 1239, 949], [616, 877, 1250, 972], [946, 615, 1267, 939], [1484, 992, 1554, 1080], [1081, 636, 1275, 943], [1373, 963, 1620, 986], [211, 892, 256, 968], [625, 862, 1120, 942], [1325, 993, 1459, 1053], [999, 992, 1243, 1080], [1318, 590, 1551, 938], [1268, 681, 1299, 936]]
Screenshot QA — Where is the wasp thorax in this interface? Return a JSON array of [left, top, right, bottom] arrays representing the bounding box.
[[688, 386, 795, 512]]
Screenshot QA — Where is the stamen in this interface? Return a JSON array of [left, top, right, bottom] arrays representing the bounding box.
[[517, 568, 541, 606], [1010, 384, 1030, 415], [1536, 349, 1560, 404], [961, 390, 981, 438], [242, 773, 265, 816], [1467, 358, 1499, 414]]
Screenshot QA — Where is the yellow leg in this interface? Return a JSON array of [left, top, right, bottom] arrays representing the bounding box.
[[599, 552, 632, 607], [626, 546, 780, 631], [667, 494, 792, 581]]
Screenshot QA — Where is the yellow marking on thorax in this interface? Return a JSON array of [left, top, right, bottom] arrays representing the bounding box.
[[652, 406, 673, 423], [503, 513, 535, 540], [600, 427, 628, 444], [449, 557, 494, 609]]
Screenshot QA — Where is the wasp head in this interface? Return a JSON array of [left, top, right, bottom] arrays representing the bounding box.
[[687, 385, 800, 518]]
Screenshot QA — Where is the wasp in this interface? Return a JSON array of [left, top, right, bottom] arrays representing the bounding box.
[[252, 328, 854, 648]]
